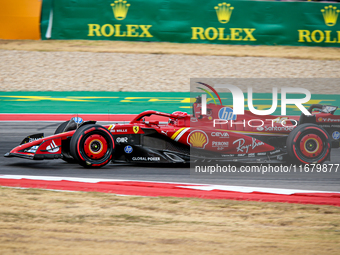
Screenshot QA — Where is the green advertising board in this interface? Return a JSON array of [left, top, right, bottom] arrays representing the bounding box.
[[41, 0, 340, 47]]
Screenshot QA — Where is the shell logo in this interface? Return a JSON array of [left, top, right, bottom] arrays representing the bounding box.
[[187, 130, 208, 149]]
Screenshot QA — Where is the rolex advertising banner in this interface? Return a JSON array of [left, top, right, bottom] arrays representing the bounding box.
[[41, 0, 340, 47]]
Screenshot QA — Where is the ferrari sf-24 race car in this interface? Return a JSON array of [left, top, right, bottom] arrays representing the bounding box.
[[4, 97, 340, 168]]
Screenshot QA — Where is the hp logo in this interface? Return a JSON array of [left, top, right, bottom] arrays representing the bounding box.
[[218, 107, 237, 120], [124, 145, 133, 154]]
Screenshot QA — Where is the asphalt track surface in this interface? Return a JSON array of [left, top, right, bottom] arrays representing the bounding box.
[[1, 122, 340, 192]]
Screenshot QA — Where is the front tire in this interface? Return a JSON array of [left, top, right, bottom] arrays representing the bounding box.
[[70, 124, 114, 168], [286, 124, 331, 164], [55, 120, 77, 163]]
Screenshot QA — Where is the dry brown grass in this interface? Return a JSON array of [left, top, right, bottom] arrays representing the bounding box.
[[0, 187, 339, 255], [1, 39, 340, 60]]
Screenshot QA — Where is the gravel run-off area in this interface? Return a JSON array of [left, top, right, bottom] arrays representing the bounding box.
[[0, 50, 340, 93]]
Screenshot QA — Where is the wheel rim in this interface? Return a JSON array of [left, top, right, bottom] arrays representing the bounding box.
[[84, 134, 108, 159], [299, 134, 323, 158]]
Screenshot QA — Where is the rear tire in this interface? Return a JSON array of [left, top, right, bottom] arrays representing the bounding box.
[[70, 124, 114, 168], [286, 124, 331, 164]]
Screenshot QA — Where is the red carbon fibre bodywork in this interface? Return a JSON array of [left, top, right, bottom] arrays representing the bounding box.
[[5, 102, 340, 162]]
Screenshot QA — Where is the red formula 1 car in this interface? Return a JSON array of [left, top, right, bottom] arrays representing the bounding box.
[[4, 97, 340, 168]]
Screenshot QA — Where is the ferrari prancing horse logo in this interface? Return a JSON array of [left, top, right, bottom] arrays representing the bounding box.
[[133, 126, 139, 134]]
